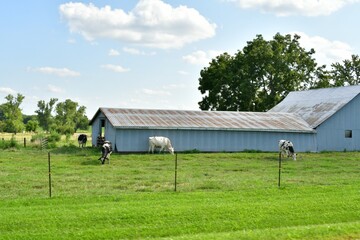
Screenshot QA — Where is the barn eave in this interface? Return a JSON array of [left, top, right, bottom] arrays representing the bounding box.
[[113, 125, 315, 133]]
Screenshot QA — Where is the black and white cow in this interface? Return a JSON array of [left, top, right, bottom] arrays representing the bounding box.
[[98, 141, 112, 164], [279, 139, 296, 160], [78, 134, 87, 148], [148, 136, 174, 154]]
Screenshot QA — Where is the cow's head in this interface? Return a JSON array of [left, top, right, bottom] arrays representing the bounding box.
[[169, 147, 175, 155]]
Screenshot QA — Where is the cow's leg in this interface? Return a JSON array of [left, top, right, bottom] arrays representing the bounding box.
[[280, 150, 285, 158]]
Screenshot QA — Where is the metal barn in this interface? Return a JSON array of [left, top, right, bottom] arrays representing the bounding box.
[[89, 108, 316, 153], [270, 85, 360, 151]]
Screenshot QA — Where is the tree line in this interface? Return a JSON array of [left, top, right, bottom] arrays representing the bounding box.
[[198, 33, 360, 111], [0, 94, 88, 134]]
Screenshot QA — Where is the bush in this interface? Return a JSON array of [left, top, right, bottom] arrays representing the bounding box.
[[48, 132, 61, 143], [0, 137, 20, 149], [31, 133, 47, 142]]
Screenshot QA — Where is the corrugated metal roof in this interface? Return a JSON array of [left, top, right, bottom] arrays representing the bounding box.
[[269, 85, 360, 128], [93, 108, 314, 133]]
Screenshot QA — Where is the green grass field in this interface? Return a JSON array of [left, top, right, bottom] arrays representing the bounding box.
[[0, 147, 359, 239]]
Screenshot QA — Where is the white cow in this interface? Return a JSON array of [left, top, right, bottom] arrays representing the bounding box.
[[148, 136, 174, 154], [279, 139, 296, 160]]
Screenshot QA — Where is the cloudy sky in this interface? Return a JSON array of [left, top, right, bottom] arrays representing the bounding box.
[[1, 0, 359, 117]]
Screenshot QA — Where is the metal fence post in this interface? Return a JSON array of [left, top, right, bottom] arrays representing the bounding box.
[[48, 152, 52, 198], [174, 153, 178, 192], [278, 152, 282, 188]]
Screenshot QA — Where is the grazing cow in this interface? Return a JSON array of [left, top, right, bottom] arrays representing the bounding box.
[[279, 140, 296, 160], [148, 136, 174, 154], [98, 141, 112, 164], [78, 134, 87, 148]]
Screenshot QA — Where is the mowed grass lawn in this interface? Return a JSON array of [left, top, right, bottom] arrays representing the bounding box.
[[0, 148, 359, 239]]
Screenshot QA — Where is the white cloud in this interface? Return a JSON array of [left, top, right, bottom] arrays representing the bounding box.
[[228, 0, 360, 16], [162, 84, 187, 90], [0, 87, 17, 95], [141, 88, 171, 96], [183, 50, 224, 65], [28, 67, 80, 77], [101, 64, 130, 73], [178, 70, 189, 75], [291, 32, 353, 66], [108, 49, 120, 56], [47, 84, 64, 93], [59, 0, 216, 49], [122, 47, 156, 56]]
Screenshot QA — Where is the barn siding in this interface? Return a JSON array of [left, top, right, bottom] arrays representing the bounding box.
[[113, 128, 316, 153], [91, 112, 103, 146], [91, 112, 116, 147], [316, 95, 360, 151]]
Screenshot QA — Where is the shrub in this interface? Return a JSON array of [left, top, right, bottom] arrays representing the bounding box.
[[0, 137, 20, 149], [48, 132, 61, 143]]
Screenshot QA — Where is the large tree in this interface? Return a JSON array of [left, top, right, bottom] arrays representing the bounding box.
[[35, 98, 58, 131], [198, 33, 321, 111], [331, 54, 360, 86], [0, 93, 25, 133], [53, 99, 88, 135]]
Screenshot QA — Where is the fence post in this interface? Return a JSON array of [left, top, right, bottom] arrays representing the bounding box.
[[48, 152, 52, 198], [278, 152, 282, 188], [24, 138, 26, 148], [174, 153, 178, 192]]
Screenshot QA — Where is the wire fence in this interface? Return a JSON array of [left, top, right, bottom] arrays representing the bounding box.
[[0, 136, 49, 149]]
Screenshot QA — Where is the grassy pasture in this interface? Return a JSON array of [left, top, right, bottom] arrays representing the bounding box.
[[0, 148, 359, 239]]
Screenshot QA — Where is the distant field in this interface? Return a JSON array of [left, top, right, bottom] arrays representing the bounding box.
[[0, 132, 91, 148], [0, 148, 359, 239]]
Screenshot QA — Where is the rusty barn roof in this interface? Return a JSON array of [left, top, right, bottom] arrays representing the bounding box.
[[269, 85, 360, 128], [90, 108, 314, 133]]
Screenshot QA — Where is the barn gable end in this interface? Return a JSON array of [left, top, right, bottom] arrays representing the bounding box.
[[270, 85, 360, 151]]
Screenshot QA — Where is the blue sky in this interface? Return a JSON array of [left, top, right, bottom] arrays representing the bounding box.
[[1, 0, 360, 117]]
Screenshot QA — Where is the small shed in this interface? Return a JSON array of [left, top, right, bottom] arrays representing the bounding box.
[[89, 108, 316, 153]]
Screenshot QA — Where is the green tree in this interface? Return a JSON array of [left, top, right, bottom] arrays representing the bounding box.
[[75, 105, 89, 131], [198, 53, 234, 110], [331, 54, 360, 86], [198, 33, 321, 111], [0, 104, 5, 131], [25, 120, 39, 132], [35, 98, 58, 132], [1, 94, 25, 133], [53, 99, 88, 134]]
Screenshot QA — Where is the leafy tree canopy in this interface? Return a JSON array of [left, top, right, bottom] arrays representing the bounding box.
[[53, 99, 88, 135], [0, 94, 25, 133], [198, 33, 351, 112], [35, 98, 58, 131]]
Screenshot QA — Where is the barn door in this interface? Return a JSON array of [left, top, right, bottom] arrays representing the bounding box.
[[96, 118, 106, 146]]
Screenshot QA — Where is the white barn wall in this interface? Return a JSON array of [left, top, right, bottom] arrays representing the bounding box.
[[113, 128, 316, 153], [316, 95, 360, 151]]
